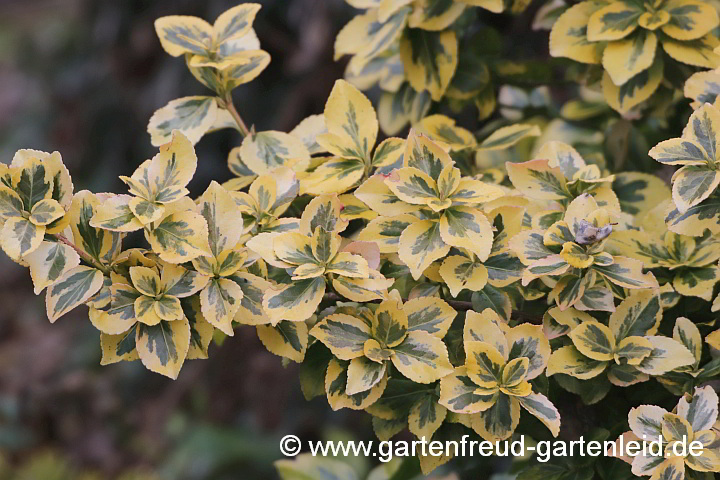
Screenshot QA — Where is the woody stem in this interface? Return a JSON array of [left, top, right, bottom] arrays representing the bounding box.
[[54, 234, 110, 275], [223, 93, 251, 138]]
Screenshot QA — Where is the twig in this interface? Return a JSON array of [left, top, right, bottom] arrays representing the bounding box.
[[322, 293, 543, 324], [54, 234, 110, 275], [223, 93, 251, 138]]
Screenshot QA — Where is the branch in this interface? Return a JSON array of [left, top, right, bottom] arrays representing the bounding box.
[[322, 293, 543, 324], [54, 234, 110, 275], [222, 93, 251, 138]]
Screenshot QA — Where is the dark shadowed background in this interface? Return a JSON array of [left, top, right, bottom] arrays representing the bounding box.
[[0, 1, 380, 478]]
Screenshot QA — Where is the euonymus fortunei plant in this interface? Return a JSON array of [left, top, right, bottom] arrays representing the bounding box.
[[3, 2, 720, 478]]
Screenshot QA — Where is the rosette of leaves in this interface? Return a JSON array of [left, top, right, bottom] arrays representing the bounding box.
[[511, 193, 658, 310], [154, 4, 270, 97], [550, 0, 720, 113], [98, 261, 208, 378], [650, 103, 720, 236], [506, 140, 618, 215], [148, 5, 271, 146], [231, 167, 300, 236], [610, 385, 720, 478], [547, 290, 697, 390], [90, 132, 213, 264], [658, 317, 720, 395], [298, 80, 405, 195], [355, 130, 505, 279], [0, 149, 72, 261], [225, 114, 323, 191], [610, 228, 720, 301], [310, 291, 455, 410], [438, 308, 560, 442], [249, 195, 391, 324]]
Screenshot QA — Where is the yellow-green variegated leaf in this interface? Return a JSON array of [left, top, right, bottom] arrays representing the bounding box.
[[317, 79, 378, 162], [509, 229, 554, 265], [357, 214, 417, 253], [391, 330, 453, 383], [154, 15, 212, 57], [45, 266, 104, 323], [146, 211, 211, 264], [377, 83, 432, 136], [522, 255, 570, 285], [635, 336, 696, 375], [593, 256, 658, 290], [100, 326, 139, 365], [0, 185, 24, 220], [230, 272, 273, 326], [614, 336, 653, 365], [338, 194, 376, 221], [326, 252, 370, 278], [122, 131, 197, 204], [404, 129, 453, 177], [212, 3, 261, 46], [613, 172, 671, 215], [517, 392, 561, 437], [299, 194, 349, 236], [210, 50, 271, 91], [256, 321, 308, 363], [200, 278, 244, 336], [478, 124, 541, 151], [505, 323, 551, 380], [685, 69, 720, 108], [371, 137, 405, 172], [28, 198, 64, 226], [399, 29, 458, 102], [1, 217, 43, 259], [549, 1, 604, 63], [310, 313, 372, 360], [649, 137, 710, 166], [602, 57, 663, 114], [677, 385, 719, 432], [147, 96, 218, 146], [197, 181, 244, 259], [408, 0, 465, 31], [602, 30, 657, 86], [386, 167, 439, 206], [439, 366, 497, 414], [439, 207, 493, 261], [561, 242, 593, 268], [587, 2, 642, 42], [404, 296, 456, 338], [439, 255, 488, 297], [90, 194, 144, 232], [671, 166, 720, 213], [346, 357, 387, 395], [335, 7, 410, 67], [239, 131, 310, 176], [552, 271, 597, 310], [262, 276, 326, 324], [661, 0, 719, 41], [326, 358, 387, 410], [11, 156, 53, 211], [506, 159, 570, 201], [673, 266, 719, 301], [24, 241, 81, 295], [355, 175, 422, 217], [673, 317, 702, 366], [470, 393, 520, 441], [332, 269, 393, 302], [609, 289, 662, 339], [299, 157, 365, 196], [543, 307, 591, 339], [416, 114, 476, 151], [666, 190, 720, 236], [408, 393, 447, 441], [465, 340, 505, 388], [398, 219, 450, 279], [546, 345, 608, 379], [136, 318, 190, 379]]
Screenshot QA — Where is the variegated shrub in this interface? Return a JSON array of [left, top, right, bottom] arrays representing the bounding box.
[[3, 2, 720, 479]]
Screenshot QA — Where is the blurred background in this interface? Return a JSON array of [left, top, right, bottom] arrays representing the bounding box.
[[0, 1, 381, 478]]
